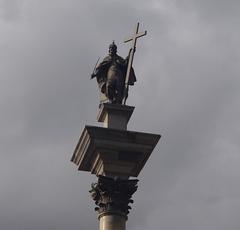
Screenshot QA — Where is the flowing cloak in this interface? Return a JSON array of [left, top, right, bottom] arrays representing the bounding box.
[[91, 54, 136, 93]]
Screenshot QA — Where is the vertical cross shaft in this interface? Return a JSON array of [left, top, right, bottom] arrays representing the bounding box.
[[122, 23, 147, 105]]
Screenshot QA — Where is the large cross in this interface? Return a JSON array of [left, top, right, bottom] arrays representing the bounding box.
[[122, 22, 147, 105]]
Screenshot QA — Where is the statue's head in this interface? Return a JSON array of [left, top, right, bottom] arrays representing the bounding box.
[[109, 41, 117, 56]]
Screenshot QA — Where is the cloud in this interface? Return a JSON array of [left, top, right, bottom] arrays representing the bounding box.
[[0, 1, 240, 230]]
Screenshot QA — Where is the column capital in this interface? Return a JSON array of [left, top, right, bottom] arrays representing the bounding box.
[[89, 176, 138, 219]]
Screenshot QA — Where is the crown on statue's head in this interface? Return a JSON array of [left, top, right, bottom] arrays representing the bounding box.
[[109, 40, 117, 50]]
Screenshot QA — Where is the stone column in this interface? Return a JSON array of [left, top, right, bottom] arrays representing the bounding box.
[[71, 103, 160, 230], [89, 176, 138, 230], [99, 215, 126, 230]]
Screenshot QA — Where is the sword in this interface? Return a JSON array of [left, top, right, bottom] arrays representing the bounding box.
[[91, 57, 100, 79]]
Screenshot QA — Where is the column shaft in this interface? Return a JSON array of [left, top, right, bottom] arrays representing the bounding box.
[[100, 214, 126, 230]]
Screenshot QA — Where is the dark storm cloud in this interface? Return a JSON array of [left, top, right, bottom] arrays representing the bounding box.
[[1, 1, 240, 230]]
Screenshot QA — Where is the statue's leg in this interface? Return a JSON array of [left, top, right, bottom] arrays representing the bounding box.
[[115, 76, 124, 104], [106, 79, 115, 103]]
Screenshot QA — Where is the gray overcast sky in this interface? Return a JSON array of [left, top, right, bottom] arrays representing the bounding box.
[[0, 0, 240, 230]]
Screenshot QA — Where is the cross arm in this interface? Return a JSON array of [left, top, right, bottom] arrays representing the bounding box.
[[124, 30, 147, 43]]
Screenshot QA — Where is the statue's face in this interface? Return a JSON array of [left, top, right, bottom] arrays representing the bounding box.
[[109, 46, 117, 56]]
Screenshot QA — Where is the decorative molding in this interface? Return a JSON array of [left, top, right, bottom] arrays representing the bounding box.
[[71, 125, 161, 177], [89, 176, 138, 218]]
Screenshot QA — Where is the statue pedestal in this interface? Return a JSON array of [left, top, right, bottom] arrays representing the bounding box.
[[71, 103, 161, 230], [97, 103, 134, 130], [71, 125, 160, 178]]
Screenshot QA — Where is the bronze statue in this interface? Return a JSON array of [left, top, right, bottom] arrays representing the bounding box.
[[91, 41, 136, 104], [91, 23, 147, 105]]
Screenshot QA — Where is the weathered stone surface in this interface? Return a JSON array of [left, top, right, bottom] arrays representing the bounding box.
[[71, 126, 160, 178]]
